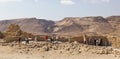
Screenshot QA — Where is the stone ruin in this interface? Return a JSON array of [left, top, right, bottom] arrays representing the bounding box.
[[1, 24, 120, 49], [107, 36, 120, 49], [3, 24, 34, 43], [70, 35, 111, 46]]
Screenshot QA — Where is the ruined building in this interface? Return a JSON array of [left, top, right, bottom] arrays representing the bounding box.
[[70, 35, 111, 46], [4, 24, 34, 42]]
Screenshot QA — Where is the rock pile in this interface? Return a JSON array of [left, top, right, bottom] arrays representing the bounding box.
[[2, 41, 120, 56]]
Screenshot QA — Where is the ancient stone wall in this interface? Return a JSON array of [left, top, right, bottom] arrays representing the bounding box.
[[70, 35, 110, 46], [107, 36, 120, 48], [3, 24, 34, 43]]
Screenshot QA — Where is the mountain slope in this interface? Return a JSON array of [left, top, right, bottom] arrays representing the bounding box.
[[0, 16, 119, 35], [54, 16, 114, 34], [0, 18, 54, 34]]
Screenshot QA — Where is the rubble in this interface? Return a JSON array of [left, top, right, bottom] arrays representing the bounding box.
[[3, 41, 118, 56]]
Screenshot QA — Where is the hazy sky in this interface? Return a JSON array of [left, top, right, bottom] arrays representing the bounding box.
[[0, 0, 120, 20]]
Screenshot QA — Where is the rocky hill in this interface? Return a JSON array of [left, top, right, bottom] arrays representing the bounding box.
[[54, 16, 114, 35], [0, 18, 54, 35], [0, 16, 120, 36], [106, 16, 120, 36]]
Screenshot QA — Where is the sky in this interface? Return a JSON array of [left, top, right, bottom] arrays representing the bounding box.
[[0, 0, 120, 21]]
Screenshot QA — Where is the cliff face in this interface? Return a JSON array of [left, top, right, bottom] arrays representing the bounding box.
[[0, 16, 119, 35]]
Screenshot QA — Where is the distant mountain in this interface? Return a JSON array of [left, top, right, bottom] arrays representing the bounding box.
[[0, 18, 54, 35], [0, 16, 119, 36], [106, 16, 120, 34], [53, 17, 83, 33], [54, 16, 114, 35]]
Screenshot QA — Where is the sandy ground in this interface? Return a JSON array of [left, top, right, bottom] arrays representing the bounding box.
[[0, 43, 119, 59]]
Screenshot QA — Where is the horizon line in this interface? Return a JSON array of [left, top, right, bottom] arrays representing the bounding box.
[[0, 15, 120, 21]]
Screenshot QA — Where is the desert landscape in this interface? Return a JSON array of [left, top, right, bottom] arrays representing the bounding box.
[[0, 0, 120, 59], [0, 16, 120, 59], [0, 41, 120, 59], [1, 40, 120, 59]]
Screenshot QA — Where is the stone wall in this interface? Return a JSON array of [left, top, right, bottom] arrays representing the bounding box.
[[3, 24, 34, 43], [70, 35, 110, 46]]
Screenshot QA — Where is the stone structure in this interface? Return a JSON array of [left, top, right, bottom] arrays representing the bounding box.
[[4, 24, 34, 42], [70, 35, 110, 46]]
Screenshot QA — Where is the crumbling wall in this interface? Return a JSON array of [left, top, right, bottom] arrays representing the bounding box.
[[33, 35, 49, 41], [87, 36, 110, 46], [70, 36, 84, 43], [3, 24, 34, 43], [70, 35, 110, 46], [107, 36, 120, 48]]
